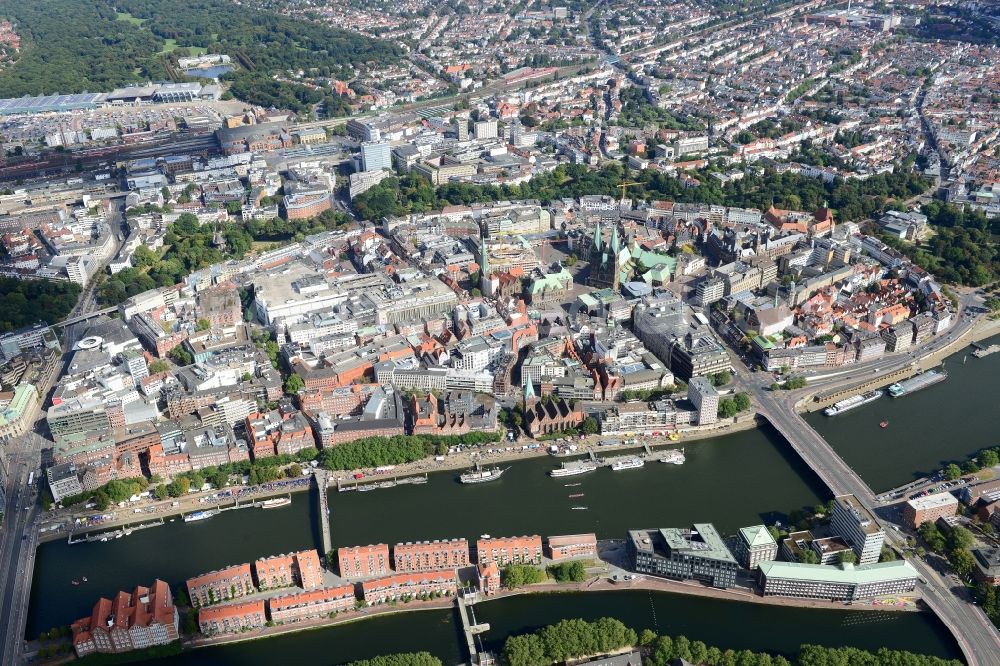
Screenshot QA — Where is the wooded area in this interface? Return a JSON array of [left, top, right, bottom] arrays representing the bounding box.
[[0, 0, 402, 114], [0, 277, 80, 332]]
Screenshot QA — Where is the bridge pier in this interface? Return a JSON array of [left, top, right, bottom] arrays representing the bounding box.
[[315, 471, 332, 559]]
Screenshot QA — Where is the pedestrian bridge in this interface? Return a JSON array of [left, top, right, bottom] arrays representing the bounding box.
[[58, 307, 117, 327], [315, 471, 332, 558]]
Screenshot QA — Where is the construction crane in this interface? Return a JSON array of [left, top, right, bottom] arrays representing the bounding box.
[[617, 181, 642, 204]]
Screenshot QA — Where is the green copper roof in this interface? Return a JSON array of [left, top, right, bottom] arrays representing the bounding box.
[[758, 560, 919, 585], [739, 524, 776, 548]]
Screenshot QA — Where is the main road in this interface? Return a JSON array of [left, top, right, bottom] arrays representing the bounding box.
[[0, 198, 126, 664], [0, 433, 44, 665]]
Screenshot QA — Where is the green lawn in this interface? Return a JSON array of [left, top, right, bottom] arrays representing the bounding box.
[[159, 39, 208, 56], [115, 11, 145, 26]]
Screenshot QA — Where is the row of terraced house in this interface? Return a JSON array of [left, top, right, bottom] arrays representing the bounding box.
[[336, 533, 597, 579], [190, 533, 597, 636]]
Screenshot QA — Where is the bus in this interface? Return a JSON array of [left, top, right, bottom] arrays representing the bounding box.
[[27, 471, 34, 487]]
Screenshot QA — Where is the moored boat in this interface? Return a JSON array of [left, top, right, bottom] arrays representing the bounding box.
[[550, 459, 598, 478], [610, 456, 644, 471], [824, 390, 884, 416], [460, 463, 509, 484]]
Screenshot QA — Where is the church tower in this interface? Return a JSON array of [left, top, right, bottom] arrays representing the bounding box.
[[588, 220, 626, 290]]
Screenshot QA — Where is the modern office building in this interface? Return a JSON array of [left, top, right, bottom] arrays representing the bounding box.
[[283, 191, 332, 220], [626, 524, 738, 588], [47, 396, 112, 445], [695, 277, 725, 308], [360, 141, 392, 173], [474, 119, 498, 140], [757, 560, 919, 600], [733, 525, 778, 570], [688, 376, 719, 426], [902, 492, 958, 528], [46, 462, 84, 503], [830, 494, 885, 565]]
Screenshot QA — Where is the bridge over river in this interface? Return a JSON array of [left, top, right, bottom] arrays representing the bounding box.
[[754, 389, 1000, 666]]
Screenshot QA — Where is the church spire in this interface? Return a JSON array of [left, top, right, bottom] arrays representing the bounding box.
[[592, 220, 602, 253], [523, 373, 536, 401], [610, 224, 620, 254]]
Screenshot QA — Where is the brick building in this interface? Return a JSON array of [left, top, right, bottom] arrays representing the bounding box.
[[186, 564, 255, 607], [902, 492, 959, 529], [196, 283, 243, 328], [71, 580, 179, 657], [338, 543, 391, 578], [476, 535, 543, 566], [268, 585, 356, 623], [545, 533, 598, 561], [477, 561, 501, 596], [254, 550, 323, 591], [361, 572, 457, 605], [198, 600, 266, 636], [393, 539, 470, 572]]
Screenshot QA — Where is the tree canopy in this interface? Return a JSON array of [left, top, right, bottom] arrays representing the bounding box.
[[881, 200, 999, 286], [0, 277, 80, 332], [345, 654, 441, 666], [0, 0, 402, 116], [353, 163, 930, 226], [0, 0, 167, 96], [503, 617, 961, 666]]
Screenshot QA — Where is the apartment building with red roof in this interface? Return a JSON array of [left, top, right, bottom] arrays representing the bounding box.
[[253, 550, 324, 591], [71, 580, 178, 657], [186, 563, 255, 607], [198, 600, 266, 636], [361, 572, 457, 605], [476, 535, 543, 565], [268, 584, 356, 623], [338, 543, 391, 578], [393, 539, 470, 573]]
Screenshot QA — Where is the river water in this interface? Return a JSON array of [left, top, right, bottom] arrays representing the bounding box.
[[26, 415, 964, 661], [806, 334, 1000, 492], [475, 591, 961, 659]]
